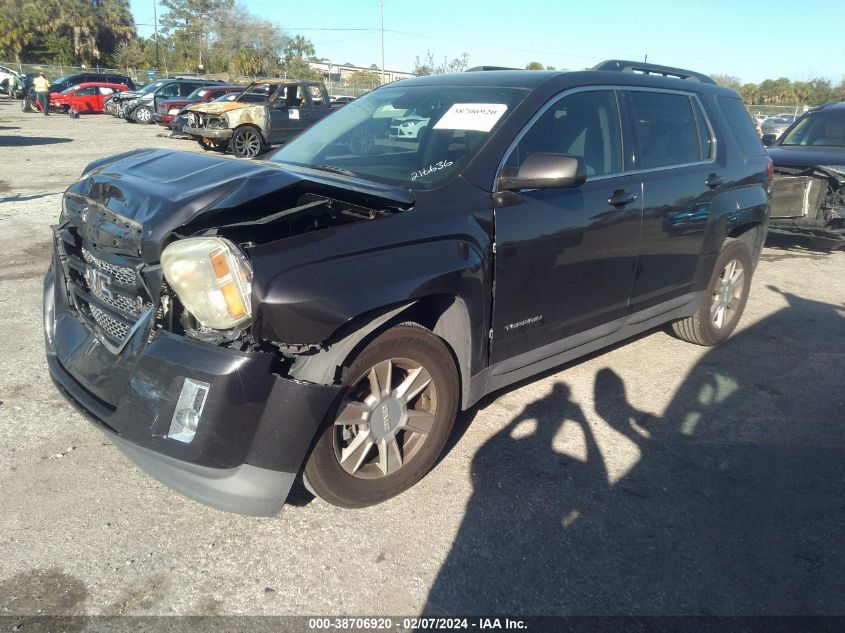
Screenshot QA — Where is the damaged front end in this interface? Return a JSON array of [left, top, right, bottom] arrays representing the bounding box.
[[45, 148, 412, 515], [769, 165, 845, 246]]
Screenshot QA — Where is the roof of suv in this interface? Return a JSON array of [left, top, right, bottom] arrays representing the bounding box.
[[397, 61, 733, 96]]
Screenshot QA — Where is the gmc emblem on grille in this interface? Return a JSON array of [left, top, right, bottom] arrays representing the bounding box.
[[85, 267, 113, 299]]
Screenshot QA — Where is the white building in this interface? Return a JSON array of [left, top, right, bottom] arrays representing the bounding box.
[[308, 61, 415, 84]]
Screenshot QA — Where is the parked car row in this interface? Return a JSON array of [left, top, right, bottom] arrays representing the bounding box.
[[10, 70, 361, 158]]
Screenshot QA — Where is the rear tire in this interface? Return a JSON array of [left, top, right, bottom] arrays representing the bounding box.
[[671, 240, 752, 346], [303, 324, 459, 508], [21, 97, 33, 113]]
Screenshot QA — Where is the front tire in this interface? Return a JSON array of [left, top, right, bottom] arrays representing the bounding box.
[[303, 324, 459, 508], [132, 105, 153, 124], [230, 125, 265, 158], [671, 240, 753, 346]]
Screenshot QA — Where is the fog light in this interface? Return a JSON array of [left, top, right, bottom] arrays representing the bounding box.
[[168, 378, 210, 443]]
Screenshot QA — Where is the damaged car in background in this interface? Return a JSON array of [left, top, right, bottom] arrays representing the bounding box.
[[765, 101, 845, 249], [44, 61, 771, 515]]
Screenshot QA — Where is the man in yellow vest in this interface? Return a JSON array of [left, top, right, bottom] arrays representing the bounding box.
[[33, 73, 50, 116]]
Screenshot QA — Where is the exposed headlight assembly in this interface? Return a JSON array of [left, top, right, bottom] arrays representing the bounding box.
[[161, 237, 253, 330]]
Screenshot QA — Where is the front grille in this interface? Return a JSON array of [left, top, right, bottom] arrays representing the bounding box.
[[90, 305, 132, 341], [188, 112, 222, 129], [61, 242, 152, 349], [82, 248, 136, 285]]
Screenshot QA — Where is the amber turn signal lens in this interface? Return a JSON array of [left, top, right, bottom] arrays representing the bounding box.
[[210, 249, 230, 279], [220, 282, 246, 318]]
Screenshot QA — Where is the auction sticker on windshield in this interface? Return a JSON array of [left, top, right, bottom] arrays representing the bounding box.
[[433, 103, 507, 132]]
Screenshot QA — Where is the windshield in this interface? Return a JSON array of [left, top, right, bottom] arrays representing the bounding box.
[[269, 85, 528, 189], [237, 82, 272, 102], [780, 111, 845, 147], [186, 87, 208, 100], [139, 80, 166, 95]]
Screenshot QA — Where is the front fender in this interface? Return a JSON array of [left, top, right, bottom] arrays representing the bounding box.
[[250, 237, 488, 347]]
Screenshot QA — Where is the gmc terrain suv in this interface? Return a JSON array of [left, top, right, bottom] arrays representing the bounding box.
[[45, 61, 771, 515]]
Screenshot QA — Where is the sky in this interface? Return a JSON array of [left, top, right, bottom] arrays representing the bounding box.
[[129, 0, 843, 84]]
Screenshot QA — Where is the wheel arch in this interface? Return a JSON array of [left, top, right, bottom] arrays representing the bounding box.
[[233, 122, 268, 144], [286, 294, 476, 410]]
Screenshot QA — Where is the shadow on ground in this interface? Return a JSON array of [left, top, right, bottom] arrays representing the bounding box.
[[0, 135, 72, 147], [424, 290, 845, 615], [765, 231, 844, 253]]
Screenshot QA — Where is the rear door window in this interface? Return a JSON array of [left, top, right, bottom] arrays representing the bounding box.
[[629, 91, 705, 168], [717, 96, 765, 156]]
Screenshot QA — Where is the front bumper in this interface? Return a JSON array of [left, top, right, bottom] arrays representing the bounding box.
[[153, 113, 175, 126], [183, 126, 233, 140], [44, 256, 341, 516]]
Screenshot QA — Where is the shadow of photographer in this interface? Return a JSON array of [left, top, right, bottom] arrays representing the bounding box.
[[424, 289, 845, 615]]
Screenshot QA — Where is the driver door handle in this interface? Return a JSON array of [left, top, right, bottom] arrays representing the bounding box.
[[608, 189, 638, 207]]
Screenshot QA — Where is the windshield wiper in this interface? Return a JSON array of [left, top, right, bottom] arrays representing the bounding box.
[[311, 164, 357, 177]]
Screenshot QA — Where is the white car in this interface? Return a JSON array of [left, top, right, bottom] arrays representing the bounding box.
[[388, 113, 431, 139], [0, 66, 23, 93]]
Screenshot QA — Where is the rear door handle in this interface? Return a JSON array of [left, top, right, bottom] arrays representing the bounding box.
[[705, 173, 725, 188], [608, 189, 638, 207]]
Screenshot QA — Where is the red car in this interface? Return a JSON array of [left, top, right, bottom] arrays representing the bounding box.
[[154, 85, 243, 126], [40, 82, 128, 114]]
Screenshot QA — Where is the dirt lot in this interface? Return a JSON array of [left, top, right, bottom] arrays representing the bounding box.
[[0, 95, 843, 618]]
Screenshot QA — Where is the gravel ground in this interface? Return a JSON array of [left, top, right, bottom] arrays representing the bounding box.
[[0, 96, 843, 618]]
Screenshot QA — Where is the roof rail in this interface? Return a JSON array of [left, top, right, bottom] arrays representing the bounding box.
[[592, 60, 715, 85], [466, 66, 520, 72]]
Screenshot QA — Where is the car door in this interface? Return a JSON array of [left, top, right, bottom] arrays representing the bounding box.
[[491, 89, 643, 366], [622, 89, 718, 314], [73, 86, 98, 113], [268, 85, 311, 143], [153, 82, 180, 110], [97, 86, 115, 112]]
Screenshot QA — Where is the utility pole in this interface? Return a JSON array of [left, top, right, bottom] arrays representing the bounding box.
[[379, 2, 385, 84], [153, 0, 160, 68]]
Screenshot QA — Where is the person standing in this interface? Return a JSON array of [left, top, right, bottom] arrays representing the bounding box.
[[33, 72, 50, 115], [7, 72, 16, 98]]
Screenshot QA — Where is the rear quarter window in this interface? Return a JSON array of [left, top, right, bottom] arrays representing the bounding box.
[[717, 96, 765, 157]]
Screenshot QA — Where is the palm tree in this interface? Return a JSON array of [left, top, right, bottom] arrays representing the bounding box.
[[288, 35, 314, 61]]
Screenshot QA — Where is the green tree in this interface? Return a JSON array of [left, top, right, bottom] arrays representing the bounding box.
[[112, 38, 144, 72], [413, 50, 469, 75], [525, 61, 544, 70], [283, 57, 322, 80], [344, 69, 382, 86], [159, 0, 233, 70], [711, 74, 742, 91], [284, 35, 315, 63]]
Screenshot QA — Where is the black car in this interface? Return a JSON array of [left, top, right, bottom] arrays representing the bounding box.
[[111, 78, 224, 124], [764, 101, 845, 248], [44, 60, 770, 515]]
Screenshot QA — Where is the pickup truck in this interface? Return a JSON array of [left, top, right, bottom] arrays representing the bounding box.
[[183, 80, 336, 158], [44, 61, 770, 515]]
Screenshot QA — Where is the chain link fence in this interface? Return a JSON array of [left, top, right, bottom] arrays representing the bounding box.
[[2, 62, 379, 98], [746, 104, 811, 118]]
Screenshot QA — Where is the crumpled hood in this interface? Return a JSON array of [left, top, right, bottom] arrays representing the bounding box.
[[110, 90, 142, 101], [767, 146, 845, 170], [66, 148, 413, 261], [187, 101, 259, 115]]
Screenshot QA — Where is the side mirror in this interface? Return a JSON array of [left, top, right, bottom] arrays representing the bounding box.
[[761, 134, 777, 146], [499, 153, 587, 191]]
